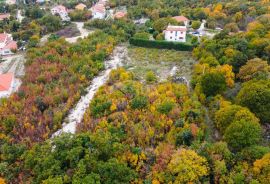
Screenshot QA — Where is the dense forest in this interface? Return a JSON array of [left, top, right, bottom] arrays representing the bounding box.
[[0, 0, 270, 183]]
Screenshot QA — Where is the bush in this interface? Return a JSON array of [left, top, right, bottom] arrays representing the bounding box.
[[129, 38, 194, 51], [192, 20, 201, 30], [131, 96, 148, 109], [133, 32, 150, 40], [157, 101, 175, 114], [145, 71, 157, 83]]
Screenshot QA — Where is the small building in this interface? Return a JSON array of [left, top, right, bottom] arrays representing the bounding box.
[[91, 4, 106, 19], [51, 5, 70, 21], [0, 13, 10, 21], [172, 16, 189, 27], [0, 33, 17, 56], [5, 0, 16, 5], [0, 73, 15, 98], [164, 25, 187, 42], [114, 11, 127, 19], [75, 3, 87, 11]]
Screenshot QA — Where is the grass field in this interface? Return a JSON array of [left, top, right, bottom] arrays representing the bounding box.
[[124, 46, 196, 82]]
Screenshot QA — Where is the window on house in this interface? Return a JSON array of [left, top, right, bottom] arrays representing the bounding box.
[[171, 31, 173, 34], [170, 36, 172, 39], [179, 37, 183, 39], [181, 32, 183, 34]]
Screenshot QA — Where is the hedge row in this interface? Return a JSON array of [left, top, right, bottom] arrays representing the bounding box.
[[129, 38, 194, 51]]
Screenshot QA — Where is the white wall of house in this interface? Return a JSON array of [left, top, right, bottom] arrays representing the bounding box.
[[0, 49, 13, 56], [165, 30, 186, 42], [93, 11, 106, 19]]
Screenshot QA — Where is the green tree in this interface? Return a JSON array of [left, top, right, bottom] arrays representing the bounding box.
[[236, 80, 270, 124], [40, 15, 62, 33], [215, 104, 259, 134], [192, 20, 201, 30], [224, 120, 262, 151], [201, 72, 227, 97], [153, 18, 178, 32]]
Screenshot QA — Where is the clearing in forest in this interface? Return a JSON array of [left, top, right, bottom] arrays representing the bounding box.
[[125, 46, 196, 82]]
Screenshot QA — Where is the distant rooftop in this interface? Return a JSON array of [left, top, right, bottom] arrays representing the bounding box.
[[173, 16, 189, 22], [0, 73, 14, 92]]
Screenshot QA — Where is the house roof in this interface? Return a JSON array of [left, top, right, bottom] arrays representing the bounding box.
[[0, 73, 14, 91], [4, 40, 17, 50], [0, 33, 8, 43], [52, 5, 67, 12], [75, 3, 87, 10], [173, 16, 189, 22], [114, 11, 127, 19], [92, 4, 105, 13], [0, 13, 10, 21], [165, 26, 187, 32]]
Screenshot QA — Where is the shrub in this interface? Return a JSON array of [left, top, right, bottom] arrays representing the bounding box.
[[129, 38, 194, 51], [133, 32, 150, 40], [157, 101, 175, 114], [145, 71, 157, 83], [131, 96, 148, 109]]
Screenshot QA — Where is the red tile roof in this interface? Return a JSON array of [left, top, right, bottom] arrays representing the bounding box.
[[92, 4, 105, 13], [114, 11, 127, 19], [0, 73, 13, 91], [4, 40, 17, 50], [0, 33, 8, 43], [0, 13, 10, 21], [173, 16, 189, 22]]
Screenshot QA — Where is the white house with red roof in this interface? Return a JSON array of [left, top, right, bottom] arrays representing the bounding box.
[[173, 16, 189, 27], [0, 73, 15, 98], [164, 25, 187, 42], [91, 3, 106, 19], [0, 33, 17, 56], [51, 5, 70, 21]]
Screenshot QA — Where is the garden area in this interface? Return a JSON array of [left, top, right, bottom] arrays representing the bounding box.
[[125, 46, 196, 82]]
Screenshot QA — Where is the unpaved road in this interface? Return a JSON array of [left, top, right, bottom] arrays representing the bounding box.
[[52, 46, 126, 137]]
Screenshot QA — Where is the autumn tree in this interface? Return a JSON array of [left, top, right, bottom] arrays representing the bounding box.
[[215, 104, 259, 134], [252, 153, 270, 183], [168, 149, 209, 183], [237, 58, 270, 81]]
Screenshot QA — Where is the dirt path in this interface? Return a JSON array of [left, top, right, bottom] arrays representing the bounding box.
[[65, 22, 93, 43], [52, 46, 126, 137]]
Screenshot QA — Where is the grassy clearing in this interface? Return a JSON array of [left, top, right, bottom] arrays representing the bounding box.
[[124, 46, 196, 82]]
